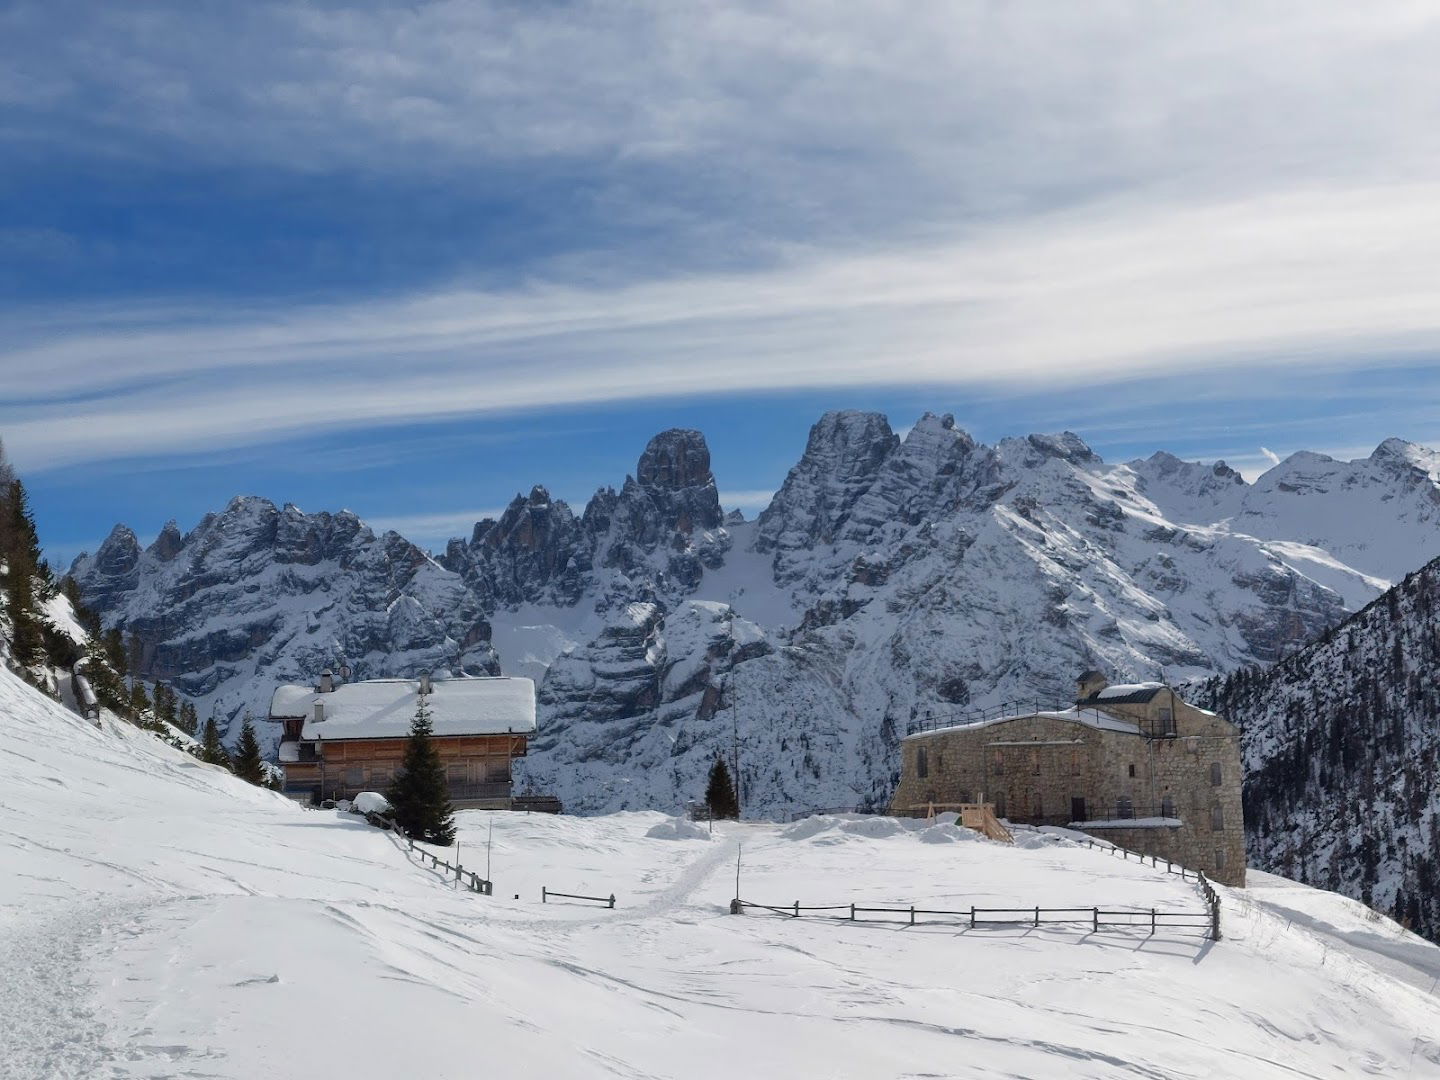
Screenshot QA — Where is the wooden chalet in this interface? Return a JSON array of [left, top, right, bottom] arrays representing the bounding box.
[[269, 671, 548, 810]]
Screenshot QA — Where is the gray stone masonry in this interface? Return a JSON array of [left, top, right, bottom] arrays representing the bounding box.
[[891, 682, 1246, 886]]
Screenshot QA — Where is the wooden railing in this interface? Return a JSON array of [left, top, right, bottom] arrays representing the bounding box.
[[542, 887, 616, 908], [397, 832, 493, 895], [730, 899, 1214, 936]]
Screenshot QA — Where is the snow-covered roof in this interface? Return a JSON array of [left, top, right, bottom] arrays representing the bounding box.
[[904, 707, 1142, 741], [271, 677, 537, 739]]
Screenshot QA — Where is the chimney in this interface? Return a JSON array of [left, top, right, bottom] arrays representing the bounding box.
[[313, 700, 325, 725], [1076, 670, 1108, 701], [419, 672, 432, 695], [319, 670, 334, 693]]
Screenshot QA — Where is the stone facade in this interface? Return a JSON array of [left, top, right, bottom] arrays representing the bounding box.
[[891, 676, 1246, 886]]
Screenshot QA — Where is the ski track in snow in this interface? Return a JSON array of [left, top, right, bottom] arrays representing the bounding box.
[[0, 900, 154, 1080]]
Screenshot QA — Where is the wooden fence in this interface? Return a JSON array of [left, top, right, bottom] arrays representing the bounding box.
[[399, 833, 493, 895], [542, 886, 616, 908], [731, 898, 1214, 936]]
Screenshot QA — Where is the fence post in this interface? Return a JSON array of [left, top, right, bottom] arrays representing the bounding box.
[[1150, 908, 1156, 936], [1034, 905, 1040, 927], [608, 894, 616, 910], [910, 905, 915, 926], [1092, 907, 1099, 932], [969, 906, 975, 929], [794, 900, 800, 918], [542, 886, 548, 904], [850, 903, 855, 921]]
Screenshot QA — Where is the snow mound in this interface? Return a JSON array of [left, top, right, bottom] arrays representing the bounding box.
[[837, 816, 909, 839], [781, 815, 842, 840], [352, 792, 392, 816], [644, 817, 712, 841], [917, 823, 981, 844]]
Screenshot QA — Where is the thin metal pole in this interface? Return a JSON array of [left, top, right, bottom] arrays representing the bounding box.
[[486, 818, 493, 882]]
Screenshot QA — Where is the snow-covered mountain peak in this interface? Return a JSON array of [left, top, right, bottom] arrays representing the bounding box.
[[1369, 435, 1440, 481]]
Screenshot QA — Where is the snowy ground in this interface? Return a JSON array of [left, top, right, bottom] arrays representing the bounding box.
[[2, 668, 1439, 1079]]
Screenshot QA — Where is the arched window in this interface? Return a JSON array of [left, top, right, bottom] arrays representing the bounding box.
[[992, 750, 1004, 775], [1210, 805, 1225, 831], [1210, 762, 1223, 786], [916, 747, 929, 779], [1071, 748, 1082, 775], [1214, 846, 1228, 869]]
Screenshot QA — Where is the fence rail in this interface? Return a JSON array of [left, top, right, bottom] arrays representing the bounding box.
[[401, 833, 493, 895], [905, 700, 1066, 736], [1074, 836, 1222, 940], [542, 886, 616, 908], [731, 899, 1214, 935]]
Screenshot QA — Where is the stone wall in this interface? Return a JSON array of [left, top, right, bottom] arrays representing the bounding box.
[[892, 708, 1247, 886]]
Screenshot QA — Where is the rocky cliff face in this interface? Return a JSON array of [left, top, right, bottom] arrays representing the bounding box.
[[441, 428, 730, 611], [520, 412, 1440, 815], [70, 413, 1440, 826], [1194, 556, 1440, 943], [68, 497, 498, 741]]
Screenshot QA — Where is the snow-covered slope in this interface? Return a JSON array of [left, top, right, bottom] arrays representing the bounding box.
[[70, 413, 1440, 818], [1, 667, 1437, 1078], [1195, 553, 1440, 944]]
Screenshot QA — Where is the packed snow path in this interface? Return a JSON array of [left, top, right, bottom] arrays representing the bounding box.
[[3, 670, 1440, 1078]]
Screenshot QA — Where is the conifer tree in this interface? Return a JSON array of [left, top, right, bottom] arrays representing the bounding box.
[[128, 681, 152, 724], [705, 756, 740, 820], [232, 712, 265, 785], [200, 715, 231, 769], [387, 690, 455, 845], [177, 699, 199, 737], [152, 681, 177, 729]]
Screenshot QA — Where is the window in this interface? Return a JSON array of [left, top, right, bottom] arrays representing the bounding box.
[[448, 762, 468, 783], [371, 766, 392, 784], [992, 750, 1004, 776], [1161, 795, 1175, 818], [1210, 805, 1225, 831], [1158, 707, 1175, 736], [916, 747, 928, 779], [1210, 762, 1223, 786], [1030, 750, 1041, 775], [1032, 792, 1043, 819], [1071, 748, 1082, 775], [1214, 847, 1228, 870], [935, 752, 944, 775], [1117, 796, 1134, 819], [344, 767, 364, 787], [994, 792, 1007, 818]]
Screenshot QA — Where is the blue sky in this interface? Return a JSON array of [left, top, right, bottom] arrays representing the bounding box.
[[5, 2, 1440, 566]]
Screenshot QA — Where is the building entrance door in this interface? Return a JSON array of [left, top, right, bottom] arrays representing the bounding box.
[[1070, 797, 1087, 822]]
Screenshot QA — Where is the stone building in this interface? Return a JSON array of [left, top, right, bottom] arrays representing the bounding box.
[[891, 671, 1246, 885]]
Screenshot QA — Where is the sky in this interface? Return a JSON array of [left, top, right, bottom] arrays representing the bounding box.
[[4, 1, 1440, 566]]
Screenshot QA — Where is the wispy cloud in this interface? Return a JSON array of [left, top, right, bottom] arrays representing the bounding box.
[[363, 508, 510, 541], [6, 182, 1440, 470], [719, 489, 776, 513]]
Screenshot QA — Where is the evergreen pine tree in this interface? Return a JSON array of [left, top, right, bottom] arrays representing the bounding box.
[[705, 756, 740, 820], [128, 681, 152, 724], [387, 690, 455, 845], [232, 712, 265, 785], [200, 715, 232, 769], [152, 681, 177, 729], [177, 699, 199, 737]]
